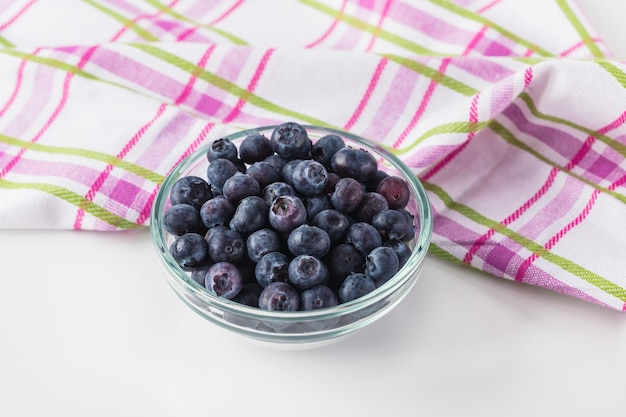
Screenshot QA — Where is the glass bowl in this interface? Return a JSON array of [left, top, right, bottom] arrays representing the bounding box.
[[150, 125, 432, 346]]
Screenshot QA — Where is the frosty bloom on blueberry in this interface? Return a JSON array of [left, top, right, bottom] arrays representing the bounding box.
[[169, 175, 212, 209], [300, 285, 338, 311], [163, 122, 418, 312], [287, 224, 331, 258], [268, 195, 306, 233], [199, 195, 234, 228], [170, 232, 207, 270], [206, 158, 239, 194], [205, 262, 243, 299], [246, 228, 281, 263], [270, 122, 311, 160], [291, 159, 328, 196], [239, 133, 274, 164], [206, 137, 238, 162], [163, 203, 205, 236], [255, 252, 290, 288]]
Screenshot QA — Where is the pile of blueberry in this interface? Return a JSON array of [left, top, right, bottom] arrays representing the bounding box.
[[163, 122, 415, 312]]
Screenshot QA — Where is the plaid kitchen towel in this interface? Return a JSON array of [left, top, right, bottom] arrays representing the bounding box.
[[1, 0, 626, 311]]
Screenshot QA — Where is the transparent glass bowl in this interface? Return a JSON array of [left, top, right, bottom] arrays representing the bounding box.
[[150, 125, 432, 345]]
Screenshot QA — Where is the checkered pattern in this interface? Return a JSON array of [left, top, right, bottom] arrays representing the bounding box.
[[1, 0, 626, 310]]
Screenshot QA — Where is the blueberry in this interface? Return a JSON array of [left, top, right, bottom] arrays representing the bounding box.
[[222, 173, 260, 204], [263, 154, 288, 174], [170, 232, 208, 270], [163, 203, 205, 236], [190, 260, 214, 286], [232, 158, 247, 173], [372, 209, 413, 241], [205, 262, 243, 299], [239, 133, 273, 164], [384, 239, 412, 268], [246, 228, 281, 262], [355, 192, 389, 223], [291, 159, 328, 196], [311, 134, 345, 167], [300, 285, 338, 310], [331, 146, 377, 182], [204, 224, 228, 245], [258, 282, 300, 311], [338, 273, 376, 304], [311, 209, 350, 242], [281, 158, 302, 187], [305, 194, 331, 221], [271, 122, 311, 160], [169, 175, 212, 209], [324, 172, 341, 194], [346, 222, 382, 256], [376, 175, 410, 209], [199, 195, 234, 228], [246, 161, 281, 188], [287, 224, 331, 258], [288, 255, 329, 291], [365, 246, 399, 287], [268, 195, 307, 233], [326, 243, 364, 286], [330, 177, 363, 213], [365, 170, 389, 192], [262, 181, 296, 206], [397, 208, 416, 242], [255, 252, 290, 287], [207, 227, 246, 264], [206, 138, 238, 162], [207, 158, 239, 194], [229, 196, 268, 235], [231, 282, 263, 307]]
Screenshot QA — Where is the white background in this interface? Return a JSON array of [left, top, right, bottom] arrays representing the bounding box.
[[1, 1, 626, 416]]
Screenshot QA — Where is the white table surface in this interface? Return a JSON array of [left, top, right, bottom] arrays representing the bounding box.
[[1, 1, 625, 416]]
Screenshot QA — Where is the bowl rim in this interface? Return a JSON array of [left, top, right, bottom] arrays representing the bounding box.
[[150, 125, 433, 321]]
